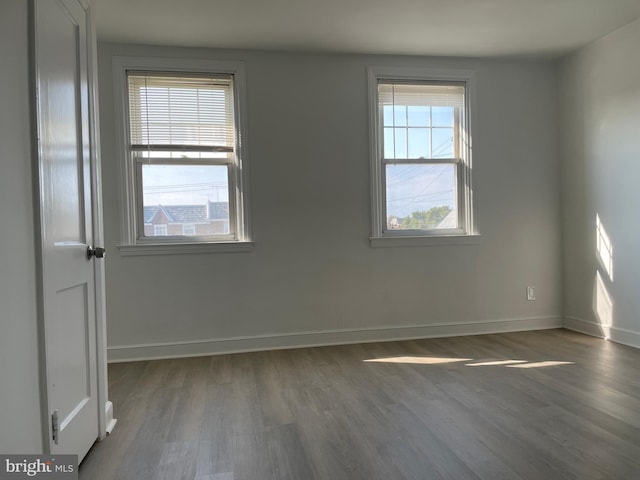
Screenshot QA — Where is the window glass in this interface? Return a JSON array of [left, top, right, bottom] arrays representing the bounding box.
[[141, 164, 230, 238], [385, 164, 457, 230]]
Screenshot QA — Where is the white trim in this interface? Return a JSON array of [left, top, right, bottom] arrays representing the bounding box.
[[564, 316, 640, 349], [367, 66, 478, 245], [30, 0, 51, 452], [371, 234, 481, 248], [367, 68, 384, 237], [107, 315, 563, 362], [85, 3, 113, 441], [610, 327, 640, 349], [563, 316, 606, 338], [117, 241, 254, 256], [112, 56, 252, 249]]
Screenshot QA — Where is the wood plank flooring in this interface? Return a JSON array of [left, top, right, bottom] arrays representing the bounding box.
[[79, 329, 640, 480]]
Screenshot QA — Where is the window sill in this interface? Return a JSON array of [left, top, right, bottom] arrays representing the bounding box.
[[370, 234, 481, 248], [117, 241, 254, 256]]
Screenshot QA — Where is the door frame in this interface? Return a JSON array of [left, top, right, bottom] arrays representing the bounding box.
[[29, 0, 115, 455], [85, 0, 116, 443]]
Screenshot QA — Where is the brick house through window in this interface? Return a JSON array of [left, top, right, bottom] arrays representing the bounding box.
[[143, 201, 230, 237]]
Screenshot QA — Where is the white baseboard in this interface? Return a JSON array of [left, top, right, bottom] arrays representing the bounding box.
[[563, 316, 606, 338], [563, 316, 640, 349], [107, 316, 563, 363]]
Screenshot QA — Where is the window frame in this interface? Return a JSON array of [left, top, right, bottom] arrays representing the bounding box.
[[113, 56, 252, 255], [367, 66, 479, 247]]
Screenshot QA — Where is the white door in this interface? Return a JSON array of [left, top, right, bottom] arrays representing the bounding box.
[[34, 0, 100, 461]]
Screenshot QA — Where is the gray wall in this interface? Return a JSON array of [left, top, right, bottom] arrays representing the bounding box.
[[98, 43, 563, 360], [0, 0, 44, 453], [560, 18, 640, 347]]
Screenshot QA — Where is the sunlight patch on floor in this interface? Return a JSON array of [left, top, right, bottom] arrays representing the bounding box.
[[465, 360, 527, 367], [506, 360, 574, 368], [364, 356, 472, 365], [364, 357, 575, 368]]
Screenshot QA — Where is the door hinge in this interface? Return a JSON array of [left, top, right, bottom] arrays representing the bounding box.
[[52, 410, 59, 445]]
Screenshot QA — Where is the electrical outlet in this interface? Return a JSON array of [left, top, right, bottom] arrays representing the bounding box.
[[526, 285, 536, 301]]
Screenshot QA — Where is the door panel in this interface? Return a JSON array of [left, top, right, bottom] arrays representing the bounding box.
[[35, 0, 99, 461], [45, 19, 85, 244], [50, 284, 91, 417]]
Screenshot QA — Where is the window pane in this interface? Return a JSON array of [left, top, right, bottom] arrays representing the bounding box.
[[408, 128, 430, 158], [407, 106, 430, 127], [393, 105, 407, 127], [432, 106, 454, 127], [385, 164, 457, 230], [431, 128, 454, 158], [383, 105, 394, 127], [393, 128, 407, 158], [141, 164, 230, 237], [383, 128, 394, 159]]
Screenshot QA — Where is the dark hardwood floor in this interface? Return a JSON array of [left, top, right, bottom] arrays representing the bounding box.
[[79, 329, 640, 480]]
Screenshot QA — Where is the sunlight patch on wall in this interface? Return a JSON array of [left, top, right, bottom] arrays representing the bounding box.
[[596, 214, 613, 281], [595, 270, 613, 339]]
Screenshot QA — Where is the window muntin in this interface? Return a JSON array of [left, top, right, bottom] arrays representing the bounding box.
[[125, 70, 245, 243], [373, 78, 471, 237]]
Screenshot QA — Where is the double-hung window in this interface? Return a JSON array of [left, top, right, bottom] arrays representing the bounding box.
[[114, 57, 251, 254], [368, 67, 477, 246]]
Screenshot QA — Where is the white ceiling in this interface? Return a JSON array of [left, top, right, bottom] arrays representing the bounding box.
[[94, 0, 640, 58]]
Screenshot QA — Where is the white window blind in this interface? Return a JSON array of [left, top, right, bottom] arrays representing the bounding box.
[[127, 73, 235, 153], [378, 82, 465, 108]]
